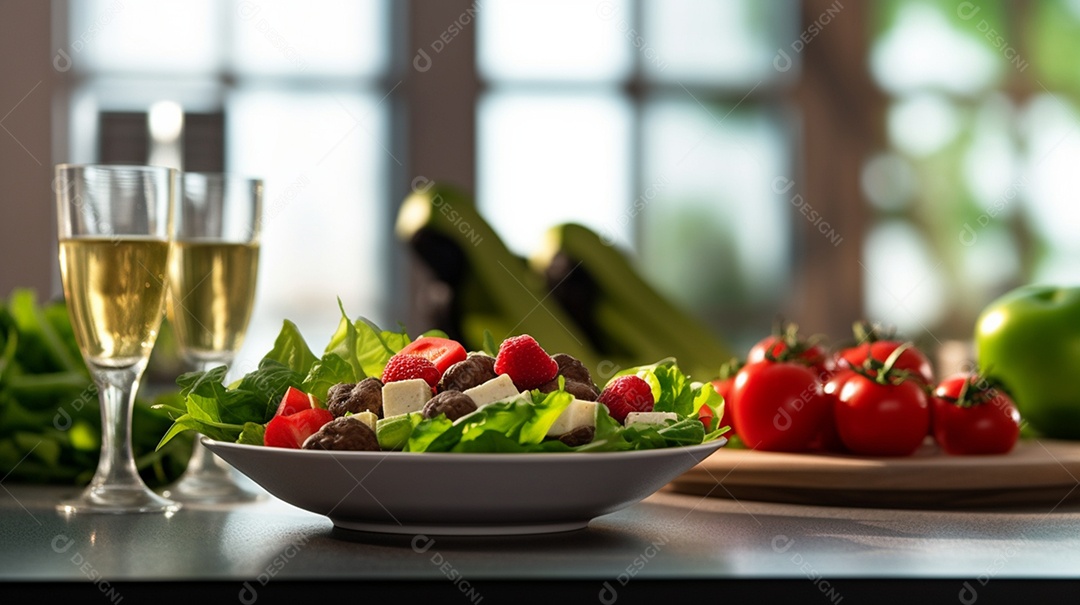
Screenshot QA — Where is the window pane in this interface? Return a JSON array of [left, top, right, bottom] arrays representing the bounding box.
[[230, 0, 388, 77], [478, 0, 633, 82], [1022, 94, 1080, 283], [65, 78, 224, 164], [862, 220, 947, 335], [640, 99, 791, 348], [478, 92, 632, 254], [70, 0, 222, 74], [642, 0, 798, 87], [871, 0, 1003, 94], [226, 89, 388, 364]]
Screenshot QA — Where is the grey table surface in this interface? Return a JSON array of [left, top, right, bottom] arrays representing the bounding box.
[[2, 478, 1080, 603]]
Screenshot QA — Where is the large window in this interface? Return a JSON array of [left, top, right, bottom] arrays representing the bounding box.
[[60, 0, 393, 368], [57, 0, 1076, 369]]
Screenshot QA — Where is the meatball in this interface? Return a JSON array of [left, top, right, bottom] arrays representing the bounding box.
[[552, 353, 594, 386], [537, 378, 599, 401], [438, 353, 497, 392], [557, 425, 596, 447], [422, 390, 478, 422], [327, 378, 383, 418], [326, 382, 356, 412], [302, 417, 380, 451]]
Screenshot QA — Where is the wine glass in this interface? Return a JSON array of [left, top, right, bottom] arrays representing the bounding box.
[[162, 172, 264, 504], [54, 164, 181, 514]]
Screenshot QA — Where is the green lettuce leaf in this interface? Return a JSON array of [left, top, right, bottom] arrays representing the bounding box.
[[610, 358, 720, 420], [406, 390, 574, 453], [237, 422, 266, 446], [263, 319, 317, 374], [691, 380, 725, 432], [324, 300, 433, 381], [302, 352, 356, 403]]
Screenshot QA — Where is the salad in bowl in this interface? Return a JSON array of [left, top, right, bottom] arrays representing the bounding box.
[[155, 303, 728, 534], [155, 303, 728, 455]]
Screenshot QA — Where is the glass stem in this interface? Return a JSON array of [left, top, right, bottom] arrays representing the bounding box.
[[186, 356, 235, 478], [187, 435, 232, 477], [88, 364, 145, 491]]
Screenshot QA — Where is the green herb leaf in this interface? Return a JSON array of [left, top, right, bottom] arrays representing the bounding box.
[[482, 330, 498, 357]]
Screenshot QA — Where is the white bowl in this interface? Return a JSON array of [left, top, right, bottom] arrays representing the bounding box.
[[203, 437, 726, 535]]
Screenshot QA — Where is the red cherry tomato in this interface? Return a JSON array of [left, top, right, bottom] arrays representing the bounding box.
[[397, 336, 468, 375], [932, 373, 1021, 455], [747, 336, 833, 381], [274, 386, 318, 417], [730, 361, 830, 452], [697, 399, 714, 431], [835, 374, 930, 456], [746, 321, 834, 381], [264, 407, 333, 449], [707, 359, 743, 434], [835, 340, 935, 386], [810, 369, 860, 453]]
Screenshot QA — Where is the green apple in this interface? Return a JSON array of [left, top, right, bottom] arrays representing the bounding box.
[[974, 285, 1080, 439]]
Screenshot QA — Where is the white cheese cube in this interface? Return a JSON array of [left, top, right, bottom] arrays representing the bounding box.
[[625, 411, 678, 428], [546, 399, 598, 437], [382, 379, 432, 418], [346, 411, 378, 431], [463, 373, 520, 408]]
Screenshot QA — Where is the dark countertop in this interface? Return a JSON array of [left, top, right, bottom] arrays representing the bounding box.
[[2, 481, 1078, 603]]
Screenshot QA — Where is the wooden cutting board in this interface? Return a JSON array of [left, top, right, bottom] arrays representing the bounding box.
[[666, 438, 1080, 509]]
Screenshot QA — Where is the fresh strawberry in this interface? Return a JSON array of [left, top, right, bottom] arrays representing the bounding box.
[[598, 375, 655, 423], [493, 334, 559, 391], [382, 353, 441, 389], [275, 386, 319, 417], [264, 407, 333, 449]]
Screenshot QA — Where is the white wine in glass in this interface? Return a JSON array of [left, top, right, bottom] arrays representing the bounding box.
[[168, 240, 259, 361], [55, 164, 180, 514], [163, 172, 264, 504]]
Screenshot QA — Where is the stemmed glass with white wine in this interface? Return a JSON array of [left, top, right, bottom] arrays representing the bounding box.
[[162, 172, 264, 504], [55, 164, 181, 514]]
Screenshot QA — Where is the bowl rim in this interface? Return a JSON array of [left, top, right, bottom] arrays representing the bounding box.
[[201, 435, 727, 461]]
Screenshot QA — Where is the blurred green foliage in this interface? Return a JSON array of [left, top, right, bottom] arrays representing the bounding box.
[[0, 289, 191, 486]]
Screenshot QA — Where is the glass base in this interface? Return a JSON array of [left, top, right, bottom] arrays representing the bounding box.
[[162, 437, 264, 504], [161, 472, 265, 505], [58, 484, 181, 515]]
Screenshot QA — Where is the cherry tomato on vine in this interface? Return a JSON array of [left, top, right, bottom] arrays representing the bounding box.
[[835, 375, 930, 456], [833, 322, 935, 386], [730, 361, 830, 452], [932, 373, 1021, 455], [746, 321, 833, 380]]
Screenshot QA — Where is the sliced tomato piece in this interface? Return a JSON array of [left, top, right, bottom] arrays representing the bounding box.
[[264, 408, 333, 449], [397, 336, 467, 374], [274, 386, 319, 417]]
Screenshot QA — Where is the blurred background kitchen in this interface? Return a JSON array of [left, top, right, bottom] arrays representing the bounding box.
[[1, 0, 1075, 369]]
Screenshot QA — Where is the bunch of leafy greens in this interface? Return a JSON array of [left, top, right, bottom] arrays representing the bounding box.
[[156, 302, 727, 452], [0, 289, 192, 486]]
